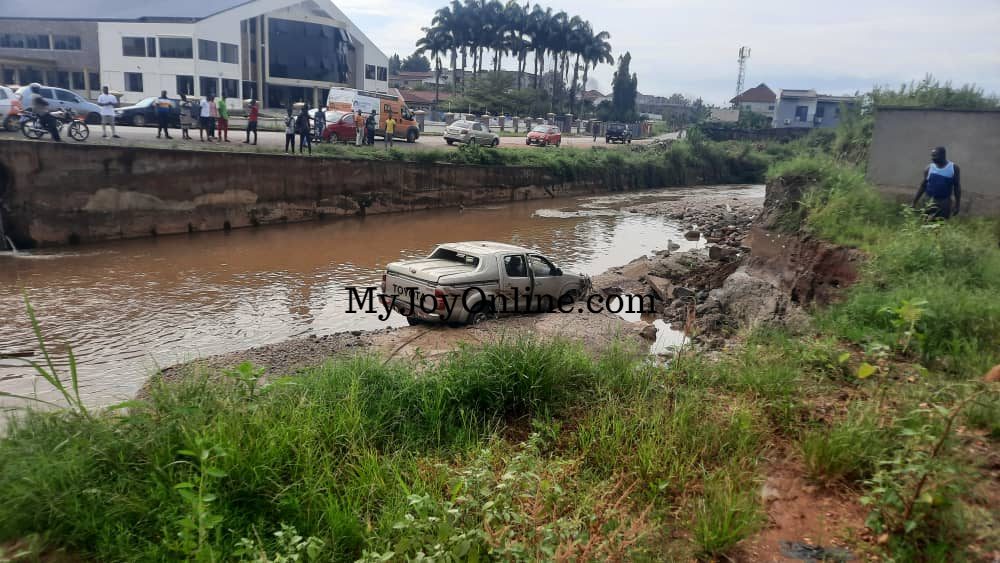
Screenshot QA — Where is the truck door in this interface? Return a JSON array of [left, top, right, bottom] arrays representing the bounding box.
[[527, 254, 563, 311], [500, 254, 533, 314]]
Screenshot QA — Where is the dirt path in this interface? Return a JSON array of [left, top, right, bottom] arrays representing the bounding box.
[[739, 459, 868, 562]]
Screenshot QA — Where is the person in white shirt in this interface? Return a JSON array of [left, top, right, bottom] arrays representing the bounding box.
[[96, 86, 120, 139]]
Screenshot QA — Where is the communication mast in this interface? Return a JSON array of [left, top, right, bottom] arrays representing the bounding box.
[[733, 46, 751, 109]]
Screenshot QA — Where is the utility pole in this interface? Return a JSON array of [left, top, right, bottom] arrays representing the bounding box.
[[733, 46, 750, 109]]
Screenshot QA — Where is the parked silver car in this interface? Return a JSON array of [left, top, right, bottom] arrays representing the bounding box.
[[15, 85, 102, 124], [381, 241, 590, 325], [443, 119, 500, 147]]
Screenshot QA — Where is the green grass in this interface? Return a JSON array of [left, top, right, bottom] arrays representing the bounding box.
[[311, 137, 770, 187], [802, 403, 892, 483]]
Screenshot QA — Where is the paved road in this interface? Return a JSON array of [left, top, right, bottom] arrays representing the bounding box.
[[2, 124, 674, 154]]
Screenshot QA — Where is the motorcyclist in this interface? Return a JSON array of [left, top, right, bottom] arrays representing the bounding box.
[[28, 83, 61, 142]]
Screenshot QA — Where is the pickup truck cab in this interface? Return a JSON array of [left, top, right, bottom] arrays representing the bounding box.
[[381, 241, 591, 325]]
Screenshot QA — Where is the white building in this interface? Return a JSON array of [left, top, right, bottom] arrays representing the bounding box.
[[1, 0, 388, 109]]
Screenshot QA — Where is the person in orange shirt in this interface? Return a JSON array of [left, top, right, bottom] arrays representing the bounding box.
[[354, 110, 365, 146]]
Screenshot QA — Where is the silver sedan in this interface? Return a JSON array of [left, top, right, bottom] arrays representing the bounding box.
[[443, 120, 500, 147]]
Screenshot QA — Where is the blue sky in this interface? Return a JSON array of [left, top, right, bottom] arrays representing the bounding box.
[[338, 0, 1000, 105]]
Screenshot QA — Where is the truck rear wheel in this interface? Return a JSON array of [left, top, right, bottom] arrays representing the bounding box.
[[468, 303, 496, 325]]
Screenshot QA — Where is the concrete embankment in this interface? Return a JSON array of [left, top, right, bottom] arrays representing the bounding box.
[[0, 139, 621, 248]]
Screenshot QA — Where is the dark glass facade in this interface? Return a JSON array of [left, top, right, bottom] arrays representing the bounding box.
[[267, 18, 353, 84]]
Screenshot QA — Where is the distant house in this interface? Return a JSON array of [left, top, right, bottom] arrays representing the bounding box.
[[389, 71, 434, 89], [708, 108, 740, 123], [773, 89, 857, 129], [730, 83, 776, 116], [397, 88, 451, 112], [581, 89, 608, 105]]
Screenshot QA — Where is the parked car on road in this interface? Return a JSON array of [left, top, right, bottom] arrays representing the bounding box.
[[309, 109, 357, 142], [115, 96, 181, 127], [526, 124, 562, 147], [0, 85, 22, 131], [443, 120, 500, 147], [15, 85, 101, 124], [381, 241, 591, 325], [605, 122, 632, 144]]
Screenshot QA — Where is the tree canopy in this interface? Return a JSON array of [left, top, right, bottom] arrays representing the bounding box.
[[416, 1, 614, 114]]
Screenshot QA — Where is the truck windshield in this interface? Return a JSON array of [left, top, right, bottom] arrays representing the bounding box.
[[429, 248, 480, 267]]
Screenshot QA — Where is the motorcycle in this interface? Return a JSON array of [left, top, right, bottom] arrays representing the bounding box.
[[20, 108, 90, 142]]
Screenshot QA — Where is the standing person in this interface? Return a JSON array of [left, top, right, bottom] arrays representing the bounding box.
[[313, 107, 326, 143], [207, 95, 218, 140], [198, 97, 209, 141], [384, 112, 396, 149], [296, 103, 312, 155], [913, 146, 962, 219], [179, 94, 193, 140], [244, 99, 259, 145], [284, 105, 296, 153], [216, 95, 230, 142], [199, 95, 216, 141], [366, 110, 377, 145], [97, 86, 120, 139], [155, 90, 172, 139], [592, 120, 599, 142], [354, 110, 364, 146]]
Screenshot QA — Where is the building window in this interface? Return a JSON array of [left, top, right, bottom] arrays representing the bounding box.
[[242, 81, 256, 100], [71, 71, 85, 90], [221, 78, 238, 98], [53, 35, 81, 50], [199, 76, 218, 97], [122, 37, 147, 57], [794, 106, 809, 122], [147, 37, 157, 56], [198, 39, 218, 61], [2, 69, 15, 85], [815, 105, 826, 118], [768, 104, 774, 110], [365, 64, 376, 79], [21, 67, 43, 84], [25, 34, 51, 50], [221, 43, 238, 64], [834, 106, 842, 117], [124, 72, 144, 92], [0, 34, 26, 48], [176, 75, 194, 95], [53, 71, 70, 89], [267, 18, 354, 83], [377, 66, 387, 81], [89, 72, 100, 89], [159, 37, 193, 59]]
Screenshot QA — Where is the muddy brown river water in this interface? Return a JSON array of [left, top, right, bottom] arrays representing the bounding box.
[[1, 185, 762, 409]]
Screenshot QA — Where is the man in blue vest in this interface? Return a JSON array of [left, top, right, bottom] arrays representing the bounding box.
[[913, 146, 961, 219]]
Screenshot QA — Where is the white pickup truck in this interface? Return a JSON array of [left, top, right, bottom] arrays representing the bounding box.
[[380, 241, 591, 325]]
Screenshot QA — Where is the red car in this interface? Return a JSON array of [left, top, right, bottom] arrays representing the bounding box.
[[526, 125, 562, 147], [318, 110, 358, 142]]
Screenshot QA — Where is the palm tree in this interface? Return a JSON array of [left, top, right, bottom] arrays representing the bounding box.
[[416, 27, 448, 106], [575, 30, 612, 115], [529, 5, 551, 90], [417, 1, 614, 105], [506, 2, 530, 88]]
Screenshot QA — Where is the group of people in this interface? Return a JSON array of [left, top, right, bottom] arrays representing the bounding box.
[[174, 93, 258, 144], [351, 109, 395, 148]]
